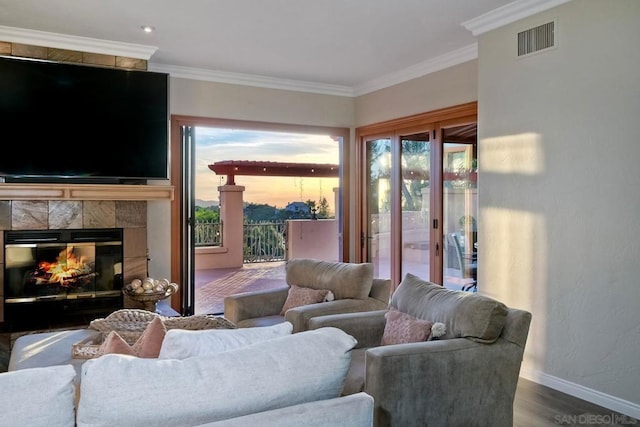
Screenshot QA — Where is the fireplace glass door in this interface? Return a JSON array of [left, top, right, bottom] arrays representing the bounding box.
[[4, 229, 123, 303]]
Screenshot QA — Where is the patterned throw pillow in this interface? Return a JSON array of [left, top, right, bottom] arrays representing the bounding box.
[[380, 307, 434, 345], [280, 285, 332, 315], [98, 316, 167, 358]]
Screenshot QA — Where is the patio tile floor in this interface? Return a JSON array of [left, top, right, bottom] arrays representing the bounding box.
[[194, 261, 286, 315]]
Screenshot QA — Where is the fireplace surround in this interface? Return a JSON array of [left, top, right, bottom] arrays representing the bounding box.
[[3, 228, 124, 330]]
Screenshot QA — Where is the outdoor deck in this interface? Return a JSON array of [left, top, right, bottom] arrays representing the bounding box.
[[195, 261, 287, 315]]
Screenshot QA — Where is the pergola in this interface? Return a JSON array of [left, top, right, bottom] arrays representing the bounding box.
[[208, 160, 476, 185], [208, 160, 339, 185]]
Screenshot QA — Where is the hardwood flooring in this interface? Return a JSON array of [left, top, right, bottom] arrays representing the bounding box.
[[514, 378, 637, 426]]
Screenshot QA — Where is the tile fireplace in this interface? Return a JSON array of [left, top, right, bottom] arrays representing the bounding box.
[[3, 228, 125, 331]]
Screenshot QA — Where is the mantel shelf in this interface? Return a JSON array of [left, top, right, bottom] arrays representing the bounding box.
[[0, 183, 174, 201]]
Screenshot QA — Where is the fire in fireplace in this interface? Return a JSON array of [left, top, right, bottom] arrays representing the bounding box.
[[3, 228, 124, 330]]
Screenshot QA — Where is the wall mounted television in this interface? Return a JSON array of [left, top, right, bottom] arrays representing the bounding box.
[[0, 55, 169, 183]]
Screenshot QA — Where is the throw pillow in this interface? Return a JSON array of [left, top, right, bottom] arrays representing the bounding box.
[[280, 285, 332, 315], [158, 321, 293, 359], [381, 307, 434, 345], [99, 316, 166, 358]]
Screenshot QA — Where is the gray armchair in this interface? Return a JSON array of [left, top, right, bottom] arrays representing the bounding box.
[[308, 273, 532, 427], [224, 258, 391, 333]]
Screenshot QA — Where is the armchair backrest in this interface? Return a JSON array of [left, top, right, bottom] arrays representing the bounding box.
[[390, 273, 510, 343], [285, 258, 374, 300]]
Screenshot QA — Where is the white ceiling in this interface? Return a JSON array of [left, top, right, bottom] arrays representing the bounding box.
[[0, 0, 568, 96]]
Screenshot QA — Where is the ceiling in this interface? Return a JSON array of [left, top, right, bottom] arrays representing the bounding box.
[[0, 0, 564, 96]]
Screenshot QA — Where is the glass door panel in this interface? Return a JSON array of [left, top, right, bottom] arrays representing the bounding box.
[[442, 124, 478, 291], [400, 133, 431, 280], [366, 138, 392, 279]]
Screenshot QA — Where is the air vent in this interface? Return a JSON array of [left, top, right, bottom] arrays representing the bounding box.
[[518, 21, 555, 56]]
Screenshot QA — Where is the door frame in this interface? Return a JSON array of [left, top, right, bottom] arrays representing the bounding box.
[[169, 115, 350, 313], [355, 102, 477, 293]]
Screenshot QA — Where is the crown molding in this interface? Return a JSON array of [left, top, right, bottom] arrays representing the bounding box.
[[462, 0, 573, 36], [353, 44, 478, 97], [0, 25, 157, 59], [148, 63, 354, 97]]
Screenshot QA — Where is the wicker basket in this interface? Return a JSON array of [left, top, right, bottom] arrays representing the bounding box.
[[86, 309, 237, 346]]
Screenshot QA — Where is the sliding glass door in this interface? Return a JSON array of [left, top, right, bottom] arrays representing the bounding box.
[[357, 103, 477, 293]]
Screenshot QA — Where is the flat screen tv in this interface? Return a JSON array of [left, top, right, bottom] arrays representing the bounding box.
[[0, 55, 169, 183]]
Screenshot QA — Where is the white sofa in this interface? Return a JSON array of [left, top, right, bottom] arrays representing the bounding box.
[[2, 326, 373, 427]]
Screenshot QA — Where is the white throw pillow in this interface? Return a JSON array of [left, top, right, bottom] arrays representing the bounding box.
[[0, 364, 76, 427], [76, 327, 356, 427], [158, 321, 293, 359]]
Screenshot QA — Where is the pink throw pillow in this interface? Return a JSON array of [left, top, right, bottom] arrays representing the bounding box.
[[381, 307, 433, 345], [132, 316, 167, 358], [280, 285, 330, 315], [98, 331, 136, 356], [99, 316, 167, 358]]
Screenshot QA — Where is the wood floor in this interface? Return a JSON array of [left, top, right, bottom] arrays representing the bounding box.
[[514, 378, 637, 426]]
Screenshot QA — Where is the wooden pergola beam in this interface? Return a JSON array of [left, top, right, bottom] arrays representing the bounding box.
[[208, 160, 339, 185]]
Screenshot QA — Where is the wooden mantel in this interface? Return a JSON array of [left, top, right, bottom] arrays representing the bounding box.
[[0, 183, 174, 201]]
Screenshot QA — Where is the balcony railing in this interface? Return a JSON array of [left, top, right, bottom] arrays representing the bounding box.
[[194, 220, 286, 263], [243, 221, 286, 263], [194, 220, 223, 247]]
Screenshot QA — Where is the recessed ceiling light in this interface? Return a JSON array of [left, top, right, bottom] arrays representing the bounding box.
[[141, 26, 155, 33]]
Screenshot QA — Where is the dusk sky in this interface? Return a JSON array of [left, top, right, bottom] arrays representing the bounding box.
[[195, 127, 340, 212]]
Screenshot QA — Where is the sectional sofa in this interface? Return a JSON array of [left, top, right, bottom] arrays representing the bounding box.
[[2, 325, 373, 427]]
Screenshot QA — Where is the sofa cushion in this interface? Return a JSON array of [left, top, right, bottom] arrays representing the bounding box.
[[199, 393, 374, 427], [380, 307, 434, 345], [77, 327, 356, 427], [0, 364, 76, 427], [390, 273, 508, 343], [285, 258, 374, 300], [158, 321, 293, 359], [280, 285, 331, 314]]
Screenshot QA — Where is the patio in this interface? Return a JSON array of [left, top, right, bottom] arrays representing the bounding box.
[[194, 261, 286, 315]]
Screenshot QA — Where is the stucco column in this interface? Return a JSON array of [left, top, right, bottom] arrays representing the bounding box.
[[218, 184, 245, 268]]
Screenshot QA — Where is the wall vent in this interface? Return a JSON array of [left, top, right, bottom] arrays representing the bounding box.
[[518, 21, 555, 56]]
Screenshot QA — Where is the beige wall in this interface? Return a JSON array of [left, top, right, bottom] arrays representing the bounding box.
[[477, 0, 640, 416], [354, 60, 478, 127]]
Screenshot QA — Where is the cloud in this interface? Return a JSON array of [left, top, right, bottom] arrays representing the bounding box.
[[194, 127, 340, 211]]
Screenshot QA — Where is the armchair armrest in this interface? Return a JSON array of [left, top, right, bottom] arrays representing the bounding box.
[[285, 298, 387, 333], [308, 310, 387, 348], [224, 287, 289, 324], [365, 338, 525, 427]]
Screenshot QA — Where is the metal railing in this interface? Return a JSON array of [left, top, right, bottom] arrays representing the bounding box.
[[243, 221, 286, 263], [194, 220, 286, 263], [194, 220, 222, 247]]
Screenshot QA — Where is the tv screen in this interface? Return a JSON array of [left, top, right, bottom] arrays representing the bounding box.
[[0, 56, 169, 182]]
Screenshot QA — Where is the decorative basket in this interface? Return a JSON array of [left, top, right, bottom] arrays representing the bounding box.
[[87, 308, 237, 346], [122, 278, 178, 311]]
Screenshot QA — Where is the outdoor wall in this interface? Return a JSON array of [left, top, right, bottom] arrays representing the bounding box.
[[477, 0, 640, 418], [286, 219, 338, 262]]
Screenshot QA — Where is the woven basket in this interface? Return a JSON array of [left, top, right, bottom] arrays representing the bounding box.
[[88, 308, 236, 345]]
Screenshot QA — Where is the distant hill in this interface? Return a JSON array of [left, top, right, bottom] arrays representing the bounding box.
[[196, 199, 219, 208]]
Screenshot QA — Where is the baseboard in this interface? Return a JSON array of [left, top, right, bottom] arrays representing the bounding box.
[[520, 369, 640, 421]]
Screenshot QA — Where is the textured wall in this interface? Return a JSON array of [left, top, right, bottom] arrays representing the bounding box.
[[477, 0, 640, 412]]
